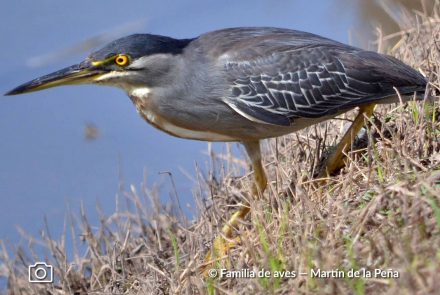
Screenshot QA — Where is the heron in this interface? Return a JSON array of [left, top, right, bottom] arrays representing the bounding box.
[[5, 27, 428, 268]]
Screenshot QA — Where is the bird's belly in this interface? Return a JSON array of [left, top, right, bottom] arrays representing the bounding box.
[[139, 108, 236, 141], [128, 90, 236, 141]]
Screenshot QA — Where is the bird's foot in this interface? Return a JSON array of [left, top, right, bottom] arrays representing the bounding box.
[[200, 235, 242, 277], [199, 205, 250, 277]]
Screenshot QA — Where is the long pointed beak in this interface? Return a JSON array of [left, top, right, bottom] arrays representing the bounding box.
[[5, 62, 104, 96]]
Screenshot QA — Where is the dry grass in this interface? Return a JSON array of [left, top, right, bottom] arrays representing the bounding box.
[[2, 5, 440, 295]]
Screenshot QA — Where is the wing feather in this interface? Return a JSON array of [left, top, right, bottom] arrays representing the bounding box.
[[209, 28, 427, 126]]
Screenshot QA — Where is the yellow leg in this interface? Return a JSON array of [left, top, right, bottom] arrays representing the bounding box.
[[318, 104, 376, 178], [202, 141, 267, 273], [244, 140, 268, 195]]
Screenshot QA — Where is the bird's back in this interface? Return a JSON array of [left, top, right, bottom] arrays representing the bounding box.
[[185, 27, 426, 127]]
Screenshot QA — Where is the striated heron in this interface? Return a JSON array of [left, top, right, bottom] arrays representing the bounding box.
[[5, 27, 427, 268]]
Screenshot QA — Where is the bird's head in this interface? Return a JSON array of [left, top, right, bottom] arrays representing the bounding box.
[[5, 34, 192, 96]]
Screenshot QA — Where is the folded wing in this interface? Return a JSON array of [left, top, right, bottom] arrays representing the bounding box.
[[217, 29, 426, 126]]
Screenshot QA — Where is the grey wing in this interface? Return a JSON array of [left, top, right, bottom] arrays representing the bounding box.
[[222, 46, 427, 126]]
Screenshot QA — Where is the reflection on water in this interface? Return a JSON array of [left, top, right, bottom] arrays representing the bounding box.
[[337, 0, 434, 49]]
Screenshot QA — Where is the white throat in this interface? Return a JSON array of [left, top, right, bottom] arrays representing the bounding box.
[[129, 87, 151, 98]]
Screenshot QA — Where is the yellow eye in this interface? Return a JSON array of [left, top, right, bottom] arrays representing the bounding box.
[[115, 54, 129, 66]]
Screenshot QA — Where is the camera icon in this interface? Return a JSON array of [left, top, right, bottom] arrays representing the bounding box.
[[28, 262, 53, 283]]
